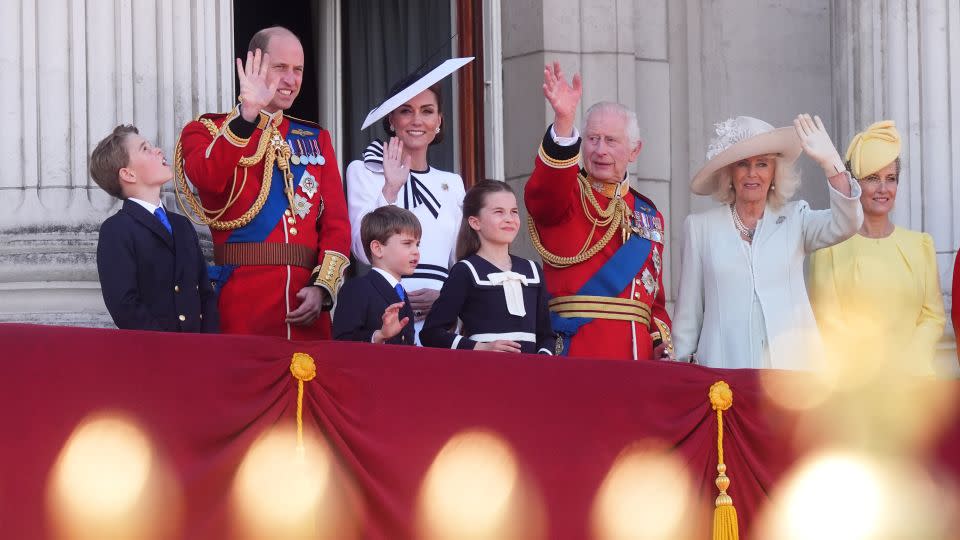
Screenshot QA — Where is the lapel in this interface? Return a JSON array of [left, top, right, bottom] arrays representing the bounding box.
[[367, 270, 414, 344], [754, 204, 787, 249], [123, 199, 174, 251], [169, 212, 193, 281], [368, 269, 403, 306]]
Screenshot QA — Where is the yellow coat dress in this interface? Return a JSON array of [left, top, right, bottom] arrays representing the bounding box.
[[808, 227, 946, 374]]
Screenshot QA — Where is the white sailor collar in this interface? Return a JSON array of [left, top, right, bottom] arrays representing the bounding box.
[[459, 255, 542, 288]]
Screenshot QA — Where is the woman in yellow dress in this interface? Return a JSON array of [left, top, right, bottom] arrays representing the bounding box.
[[808, 120, 946, 374]]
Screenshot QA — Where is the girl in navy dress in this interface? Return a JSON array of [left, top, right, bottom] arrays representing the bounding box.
[[421, 180, 556, 354]]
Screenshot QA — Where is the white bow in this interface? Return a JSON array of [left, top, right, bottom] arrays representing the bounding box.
[[486, 271, 528, 317]]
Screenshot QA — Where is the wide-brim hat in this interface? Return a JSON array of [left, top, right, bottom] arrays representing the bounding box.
[[690, 116, 802, 195], [361, 57, 474, 130]]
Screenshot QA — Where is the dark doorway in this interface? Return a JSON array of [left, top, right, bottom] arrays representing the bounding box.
[[340, 0, 454, 172], [232, 0, 320, 123]]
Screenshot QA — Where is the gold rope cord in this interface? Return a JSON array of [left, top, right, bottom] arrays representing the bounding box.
[[174, 118, 285, 231], [528, 174, 629, 268], [289, 353, 317, 459]]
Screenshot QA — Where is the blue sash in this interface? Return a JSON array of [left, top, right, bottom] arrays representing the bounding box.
[[550, 197, 657, 355], [209, 118, 316, 290]]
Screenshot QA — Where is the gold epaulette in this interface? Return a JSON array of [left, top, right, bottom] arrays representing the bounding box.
[[174, 106, 286, 230], [311, 251, 350, 308]]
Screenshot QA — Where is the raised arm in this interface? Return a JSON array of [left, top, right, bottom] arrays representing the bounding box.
[[524, 63, 584, 226]]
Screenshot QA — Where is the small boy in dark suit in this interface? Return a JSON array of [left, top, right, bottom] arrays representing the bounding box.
[[90, 125, 219, 332], [333, 206, 419, 344]]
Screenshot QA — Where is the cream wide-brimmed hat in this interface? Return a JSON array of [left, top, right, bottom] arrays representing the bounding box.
[[690, 116, 803, 195]]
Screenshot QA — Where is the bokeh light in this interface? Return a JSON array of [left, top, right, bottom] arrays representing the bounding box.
[[416, 429, 543, 540], [232, 423, 361, 540], [756, 450, 958, 540], [590, 441, 697, 540], [46, 412, 180, 540]]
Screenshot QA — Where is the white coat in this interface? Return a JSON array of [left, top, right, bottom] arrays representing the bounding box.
[[673, 181, 862, 369]]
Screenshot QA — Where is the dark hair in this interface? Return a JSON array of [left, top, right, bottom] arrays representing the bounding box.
[[89, 124, 139, 199], [845, 156, 902, 180], [247, 26, 300, 54], [455, 180, 517, 260], [381, 81, 445, 146], [360, 205, 422, 261]]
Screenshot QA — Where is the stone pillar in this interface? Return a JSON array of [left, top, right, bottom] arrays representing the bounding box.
[[832, 0, 960, 362], [0, 0, 234, 326]]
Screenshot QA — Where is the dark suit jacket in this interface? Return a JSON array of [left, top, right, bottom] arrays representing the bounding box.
[[333, 270, 415, 345], [96, 199, 219, 332]]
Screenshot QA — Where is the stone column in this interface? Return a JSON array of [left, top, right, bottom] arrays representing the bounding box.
[[0, 0, 234, 326], [832, 0, 960, 361]]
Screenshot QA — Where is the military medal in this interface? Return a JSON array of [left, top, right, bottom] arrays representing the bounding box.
[[293, 193, 312, 219], [293, 139, 307, 165], [641, 268, 657, 296], [309, 140, 319, 165], [299, 170, 318, 199], [288, 140, 301, 165], [312, 140, 325, 165]]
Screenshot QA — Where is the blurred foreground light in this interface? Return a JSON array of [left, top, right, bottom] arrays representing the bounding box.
[[232, 423, 360, 540], [417, 429, 543, 540], [757, 451, 957, 540], [590, 442, 696, 540], [47, 412, 180, 540]]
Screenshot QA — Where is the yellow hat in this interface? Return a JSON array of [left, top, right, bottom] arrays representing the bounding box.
[[844, 120, 901, 178]]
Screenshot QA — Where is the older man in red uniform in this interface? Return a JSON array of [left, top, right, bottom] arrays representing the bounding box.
[[176, 27, 350, 340], [525, 63, 671, 361]]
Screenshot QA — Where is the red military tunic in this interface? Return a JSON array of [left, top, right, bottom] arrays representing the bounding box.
[[525, 127, 671, 360], [177, 107, 350, 340]]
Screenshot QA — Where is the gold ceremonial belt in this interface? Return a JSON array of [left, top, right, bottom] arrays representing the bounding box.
[[214, 242, 317, 269], [548, 295, 651, 324]]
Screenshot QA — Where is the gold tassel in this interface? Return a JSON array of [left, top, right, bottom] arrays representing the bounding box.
[[709, 381, 739, 540], [289, 352, 317, 459]]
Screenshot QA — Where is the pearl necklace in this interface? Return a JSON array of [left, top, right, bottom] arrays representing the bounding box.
[[730, 204, 756, 241]]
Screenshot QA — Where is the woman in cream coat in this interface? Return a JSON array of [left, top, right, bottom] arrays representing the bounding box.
[[673, 114, 863, 370]]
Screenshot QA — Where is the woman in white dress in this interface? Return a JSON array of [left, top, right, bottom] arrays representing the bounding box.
[[672, 114, 863, 370], [346, 68, 467, 340]]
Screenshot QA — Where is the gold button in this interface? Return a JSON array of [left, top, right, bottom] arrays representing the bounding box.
[[634, 292, 641, 298], [284, 209, 292, 217], [287, 217, 296, 225], [174, 285, 180, 292], [178, 315, 186, 321], [196, 285, 199, 290], [289, 227, 298, 235], [634, 279, 641, 285]]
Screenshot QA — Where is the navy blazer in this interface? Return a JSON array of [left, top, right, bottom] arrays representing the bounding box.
[[96, 199, 219, 332], [333, 270, 415, 345]]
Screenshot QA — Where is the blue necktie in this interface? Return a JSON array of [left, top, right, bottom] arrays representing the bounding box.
[[154, 207, 173, 235], [394, 283, 406, 302]]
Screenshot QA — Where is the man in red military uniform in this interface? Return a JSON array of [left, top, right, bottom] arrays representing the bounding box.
[[525, 62, 672, 361], [176, 26, 350, 340]]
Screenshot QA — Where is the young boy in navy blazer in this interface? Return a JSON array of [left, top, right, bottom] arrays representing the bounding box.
[[333, 206, 419, 344], [90, 125, 219, 332]]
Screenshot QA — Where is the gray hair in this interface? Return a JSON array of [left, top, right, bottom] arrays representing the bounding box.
[[583, 102, 642, 147], [712, 156, 801, 210]]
